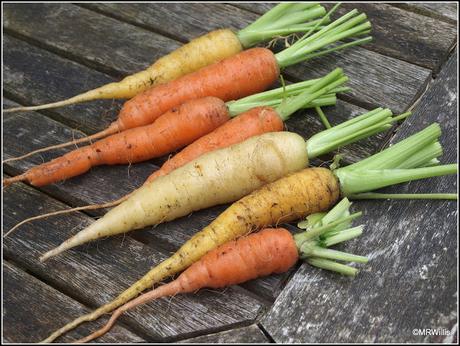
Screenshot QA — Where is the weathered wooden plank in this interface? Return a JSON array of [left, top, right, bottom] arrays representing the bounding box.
[[394, 3, 458, 24], [338, 3, 457, 71], [3, 35, 122, 133], [2, 261, 145, 343], [283, 46, 431, 114], [3, 3, 180, 77], [82, 3, 255, 43], [179, 324, 270, 343], [260, 50, 457, 343], [3, 182, 264, 341]]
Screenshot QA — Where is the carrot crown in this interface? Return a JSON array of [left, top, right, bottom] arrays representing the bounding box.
[[226, 77, 350, 117], [293, 198, 367, 276], [275, 4, 372, 69], [237, 3, 328, 48], [334, 123, 458, 198]]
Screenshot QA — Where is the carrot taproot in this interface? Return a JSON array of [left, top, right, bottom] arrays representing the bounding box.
[[4, 4, 329, 113], [3, 71, 346, 188], [3, 97, 229, 187], [7, 7, 371, 162], [76, 198, 368, 343], [41, 124, 457, 343]]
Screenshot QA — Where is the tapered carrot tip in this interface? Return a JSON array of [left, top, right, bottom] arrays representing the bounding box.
[[3, 174, 27, 188]]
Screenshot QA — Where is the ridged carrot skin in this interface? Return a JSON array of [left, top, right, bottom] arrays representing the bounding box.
[[113, 47, 279, 131], [76, 228, 298, 343], [146, 106, 284, 183], [6, 97, 229, 187]]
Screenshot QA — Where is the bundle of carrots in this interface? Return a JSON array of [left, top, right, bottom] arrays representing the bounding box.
[[2, 76, 347, 189], [4, 3, 330, 113], [3, 3, 458, 345], [41, 123, 457, 342], [76, 198, 368, 343], [31, 68, 406, 262], [3, 4, 371, 163]]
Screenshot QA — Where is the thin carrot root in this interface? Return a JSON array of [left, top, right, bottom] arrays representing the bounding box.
[[4, 195, 129, 238], [2, 123, 120, 164], [3, 173, 27, 188]]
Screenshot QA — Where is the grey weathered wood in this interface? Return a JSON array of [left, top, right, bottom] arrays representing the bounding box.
[[260, 50, 457, 343], [3, 35, 122, 133], [82, 3, 255, 43], [2, 261, 145, 343], [4, 3, 180, 77], [335, 3, 457, 71], [179, 324, 270, 343], [394, 3, 458, 24], [3, 182, 264, 341], [284, 46, 431, 113]]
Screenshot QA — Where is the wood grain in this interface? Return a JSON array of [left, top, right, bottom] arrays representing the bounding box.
[[3, 261, 145, 343], [3, 3, 180, 77], [336, 3, 457, 71], [260, 50, 457, 344], [394, 3, 458, 24], [82, 3, 255, 43], [179, 324, 269, 343]]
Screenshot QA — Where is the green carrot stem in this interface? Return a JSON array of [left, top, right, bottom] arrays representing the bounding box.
[[294, 212, 362, 245], [237, 3, 326, 48], [306, 108, 410, 159], [301, 245, 368, 263], [230, 78, 348, 105], [227, 96, 337, 116], [348, 193, 458, 200], [275, 9, 372, 68], [307, 258, 359, 276], [315, 106, 332, 129], [337, 164, 458, 196], [321, 226, 364, 247], [275, 68, 348, 121], [340, 123, 442, 172], [321, 197, 352, 225], [299, 2, 342, 41], [395, 142, 442, 169]]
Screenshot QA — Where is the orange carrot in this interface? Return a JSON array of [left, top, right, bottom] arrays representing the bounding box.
[[3, 97, 229, 187], [10, 10, 372, 162], [75, 228, 299, 343]]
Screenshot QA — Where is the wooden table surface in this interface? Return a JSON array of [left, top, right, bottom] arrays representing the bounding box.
[[2, 3, 458, 343]]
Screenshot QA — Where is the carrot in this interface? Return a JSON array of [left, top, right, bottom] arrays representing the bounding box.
[[75, 198, 368, 343], [40, 124, 457, 343], [3, 73, 347, 188], [3, 3, 328, 113], [6, 7, 371, 162]]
